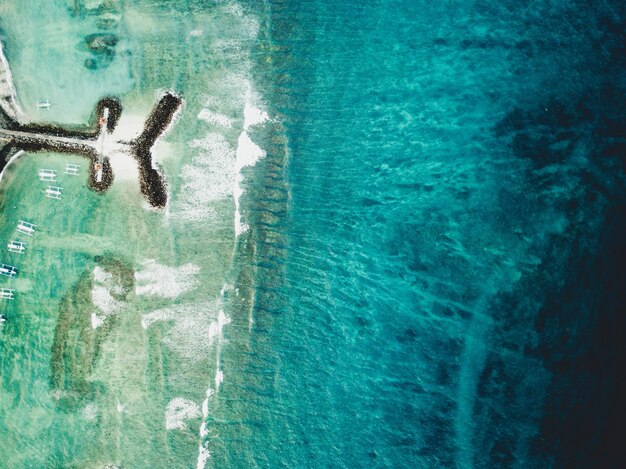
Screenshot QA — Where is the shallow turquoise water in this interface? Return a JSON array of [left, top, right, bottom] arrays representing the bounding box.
[[1, 1, 259, 467]]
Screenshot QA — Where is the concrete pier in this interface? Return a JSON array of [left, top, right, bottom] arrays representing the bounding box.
[[0, 128, 99, 149]]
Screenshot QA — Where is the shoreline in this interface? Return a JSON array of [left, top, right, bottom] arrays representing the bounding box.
[[0, 38, 24, 122]]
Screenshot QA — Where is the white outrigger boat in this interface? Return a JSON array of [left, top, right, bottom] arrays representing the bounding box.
[[17, 220, 36, 236], [39, 169, 57, 182], [0, 288, 14, 301], [7, 240, 26, 254], [45, 185, 62, 200], [0, 263, 17, 278], [65, 164, 80, 175]]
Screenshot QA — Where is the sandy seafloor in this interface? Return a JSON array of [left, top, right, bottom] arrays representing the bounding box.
[[0, 1, 269, 467]]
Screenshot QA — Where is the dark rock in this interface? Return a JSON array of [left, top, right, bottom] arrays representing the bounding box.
[[96, 16, 118, 30], [130, 92, 183, 209], [84, 58, 98, 70], [84, 33, 118, 54]]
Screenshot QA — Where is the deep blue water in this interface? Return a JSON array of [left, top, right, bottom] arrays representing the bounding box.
[[214, 1, 626, 467]]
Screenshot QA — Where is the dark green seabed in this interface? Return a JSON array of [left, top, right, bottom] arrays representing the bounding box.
[[1, 0, 625, 468]]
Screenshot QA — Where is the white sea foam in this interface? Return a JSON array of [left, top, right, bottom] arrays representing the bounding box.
[[243, 101, 269, 131], [141, 309, 174, 329], [142, 301, 219, 361], [215, 369, 224, 392], [173, 79, 269, 237], [233, 90, 270, 237], [234, 126, 267, 236], [201, 388, 213, 423], [198, 108, 233, 128], [197, 387, 215, 468], [236, 130, 266, 168], [220, 283, 234, 296], [217, 309, 231, 328], [222, 2, 259, 39], [208, 321, 220, 342], [242, 15, 260, 40], [197, 445, 211, 469], [171, 133, 236, 222], [135, 260, 200, 298], [195, 97, 268, 469], [195, 284, 233, 467], [223, 1, 244, 17], [192, 5, 264, 467], [211, 39, 246, 59], [208, 308, 232, 345], [165, 397, 201, 430], [166, 316, 213, 360]]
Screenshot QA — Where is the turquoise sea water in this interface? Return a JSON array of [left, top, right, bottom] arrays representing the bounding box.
[[212, 0, 626, 467], [1, 0, 625, 467]]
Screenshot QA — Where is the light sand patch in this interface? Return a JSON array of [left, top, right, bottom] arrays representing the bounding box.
[[109, 113, 145, 142], [153, 140, 175, 164], [166, 397, 201, 430], [108, 151, 139, 182], [92, 285, 125, 314], [93, 266, 113, 284], [98, 112, 146, 182], [135, 260, 200, 298]]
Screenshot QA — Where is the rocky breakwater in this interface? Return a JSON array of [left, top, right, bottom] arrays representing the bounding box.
[[129, 92, 182, 209]]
